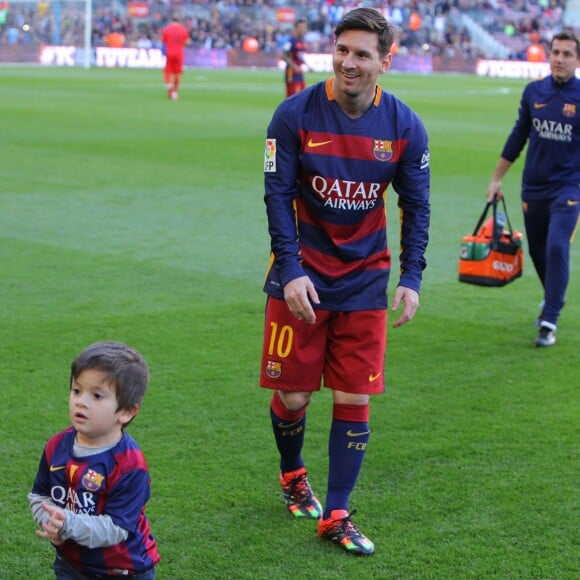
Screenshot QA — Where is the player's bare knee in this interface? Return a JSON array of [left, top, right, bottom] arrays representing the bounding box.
[[278, 391, 312, 411]]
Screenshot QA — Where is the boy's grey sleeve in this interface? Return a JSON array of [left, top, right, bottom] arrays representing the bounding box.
[[29, 492, 128, 548], [29, 492, 51, 526], [60, 511, 129, 548]]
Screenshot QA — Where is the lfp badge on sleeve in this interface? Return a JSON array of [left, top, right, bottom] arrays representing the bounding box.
[[264, 139, 277, 173]]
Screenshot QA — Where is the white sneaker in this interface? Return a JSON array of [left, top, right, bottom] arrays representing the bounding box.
[[535, 325, 556, 347]]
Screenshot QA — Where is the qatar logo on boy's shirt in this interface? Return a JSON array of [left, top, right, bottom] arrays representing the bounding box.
[[50, 485, 97, 515]]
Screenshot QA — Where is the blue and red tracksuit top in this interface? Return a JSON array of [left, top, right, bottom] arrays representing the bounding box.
[[501, 74, 580, 202]]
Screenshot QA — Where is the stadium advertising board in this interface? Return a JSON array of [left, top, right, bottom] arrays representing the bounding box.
[[477, 59, 580, 79], [39, 46, 226, 68], [31, 48, 580, 78]]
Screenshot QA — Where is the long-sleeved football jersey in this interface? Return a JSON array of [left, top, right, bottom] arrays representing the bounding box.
[[263, 77, 430, 311], [501, 74, 580, 201], [31, 428, 160, 576]]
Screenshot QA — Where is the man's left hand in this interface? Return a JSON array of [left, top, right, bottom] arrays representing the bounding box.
[[391, 286, 419, 328]]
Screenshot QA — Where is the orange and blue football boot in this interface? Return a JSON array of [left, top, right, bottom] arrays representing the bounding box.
[[318, 509, 374, 555], [280, 467, 322, 519]]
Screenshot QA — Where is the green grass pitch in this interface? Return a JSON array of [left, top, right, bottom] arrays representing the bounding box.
[[1, 66, 578, 578]]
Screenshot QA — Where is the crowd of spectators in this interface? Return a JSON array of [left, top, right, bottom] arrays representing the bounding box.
[[467, 0, 571, 59], [0, 0, 576, 63]]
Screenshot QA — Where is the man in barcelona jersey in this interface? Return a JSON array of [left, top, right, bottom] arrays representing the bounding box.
[[283, 19, 308, 98], [487, 32, 579, 347], [260, 7, 430, 556]]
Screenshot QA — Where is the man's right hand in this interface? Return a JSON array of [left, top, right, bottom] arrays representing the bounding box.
[[283, 276, 320, 324], [487, 180, 503, 202]]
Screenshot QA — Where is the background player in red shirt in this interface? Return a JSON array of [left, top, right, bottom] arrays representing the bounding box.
[[283, 19, 308, 98], [161, 16, 190, 100]]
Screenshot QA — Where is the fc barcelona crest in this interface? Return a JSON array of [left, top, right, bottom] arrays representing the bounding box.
[[373, 139, 393, 162], [265, 360, 282, 379], [562, 104, 576, 118], [82, 469, 105, 492]]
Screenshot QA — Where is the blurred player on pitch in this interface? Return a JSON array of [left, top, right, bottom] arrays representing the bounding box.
[[283, 19, 308, 97], [161, 15, 190, 100]]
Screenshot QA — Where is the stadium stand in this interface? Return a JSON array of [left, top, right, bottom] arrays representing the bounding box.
[[0, 0, 577, 62]]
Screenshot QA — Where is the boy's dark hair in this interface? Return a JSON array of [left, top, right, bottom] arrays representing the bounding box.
[[550, 32, 579, 56], [334, 7, 396, 57], [70, 342, 150, 412]]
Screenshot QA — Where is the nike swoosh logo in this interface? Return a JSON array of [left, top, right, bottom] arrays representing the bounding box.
[[278, 420, 302, 429], [368, 373, 381, 382], [346, 430, 371, 437], [49, 465, 66, 472], [567, 200, 579, 206], [307, 139, 332, 148], [533, 103, 547, 109]]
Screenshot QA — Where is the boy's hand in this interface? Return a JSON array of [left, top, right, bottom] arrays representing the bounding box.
[[36, 501, 66, 545]]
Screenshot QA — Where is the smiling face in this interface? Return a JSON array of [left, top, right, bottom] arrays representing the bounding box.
[[332, 29, 392, 116], [69, 369, 137, 448], [549, 38, 579, 83]]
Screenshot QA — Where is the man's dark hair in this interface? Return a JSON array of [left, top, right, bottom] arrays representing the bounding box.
[[550, 32, 579, 56], [334, 8, 396, 57]]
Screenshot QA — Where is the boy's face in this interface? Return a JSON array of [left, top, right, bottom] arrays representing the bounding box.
[[69, 369, 137, 448]]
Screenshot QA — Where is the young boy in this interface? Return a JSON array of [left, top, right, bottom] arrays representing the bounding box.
[[29, 341, 160, 578]]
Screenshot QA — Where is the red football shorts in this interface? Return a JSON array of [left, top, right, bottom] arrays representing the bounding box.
[[286, 81, 306, 97], [260, 297, 386, 394], [165, 54, 184, 75]]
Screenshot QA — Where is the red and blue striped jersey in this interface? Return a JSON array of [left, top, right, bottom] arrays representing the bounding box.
[[284, 36, 307, 84], [263, 78, 430, 311], [31, 428, 160, 576], [501, 74, 580, 201]]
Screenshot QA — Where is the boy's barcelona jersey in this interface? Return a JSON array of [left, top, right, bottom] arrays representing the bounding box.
[[31, 428, 160, 576], [263, 78, 430, 311], [501, 74, 580, 201]]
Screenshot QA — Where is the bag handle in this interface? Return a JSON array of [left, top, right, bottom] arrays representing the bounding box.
[[471, 200, 493, 236], [499, 196, 516, 237], [471, 196, 516, 242]]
